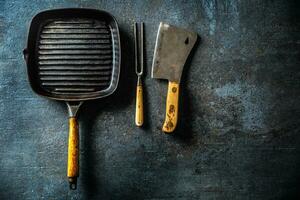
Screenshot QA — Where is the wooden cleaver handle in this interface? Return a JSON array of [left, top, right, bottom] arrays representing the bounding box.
[[67, 117, 79, 189], [162, 81, 179, 133]]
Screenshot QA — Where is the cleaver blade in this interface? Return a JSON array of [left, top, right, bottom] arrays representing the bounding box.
[[151, 22, 198, 83]]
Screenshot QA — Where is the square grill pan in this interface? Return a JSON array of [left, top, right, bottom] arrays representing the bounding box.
[[23, 8, 121, 189], [25, 8, 121, 101]]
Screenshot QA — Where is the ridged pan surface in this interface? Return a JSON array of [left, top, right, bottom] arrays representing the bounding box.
[[26, 9, 121, 101]]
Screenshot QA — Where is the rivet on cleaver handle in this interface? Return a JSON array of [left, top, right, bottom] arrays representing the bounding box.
[[151, 22, 198, 133]]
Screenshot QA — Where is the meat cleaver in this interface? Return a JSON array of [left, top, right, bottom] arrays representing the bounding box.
[[152, 22, 198, 133]]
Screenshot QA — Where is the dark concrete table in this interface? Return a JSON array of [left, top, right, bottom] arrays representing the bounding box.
[[0, 0, 299, 199]]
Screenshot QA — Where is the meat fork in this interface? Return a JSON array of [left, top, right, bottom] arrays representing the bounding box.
[[134, 22, 144, 126]]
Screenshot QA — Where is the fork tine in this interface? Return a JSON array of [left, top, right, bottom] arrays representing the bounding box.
[[134, 22, 139, 75], [140, 22, 144, 75]]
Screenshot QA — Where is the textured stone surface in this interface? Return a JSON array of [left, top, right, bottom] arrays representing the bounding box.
[[0, 0, 300, 199]]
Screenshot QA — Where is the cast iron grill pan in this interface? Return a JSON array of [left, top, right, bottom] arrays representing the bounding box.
[[37, 18, 112, 95], [24, 9, 121, 189]]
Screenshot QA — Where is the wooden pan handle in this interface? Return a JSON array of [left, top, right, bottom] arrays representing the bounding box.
[[135, 83, 144, 126], [67, 117, 79, 190], [162, 81, 179, 133]]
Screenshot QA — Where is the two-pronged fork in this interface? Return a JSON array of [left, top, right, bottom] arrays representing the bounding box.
[[134, 22, 144, 126]]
